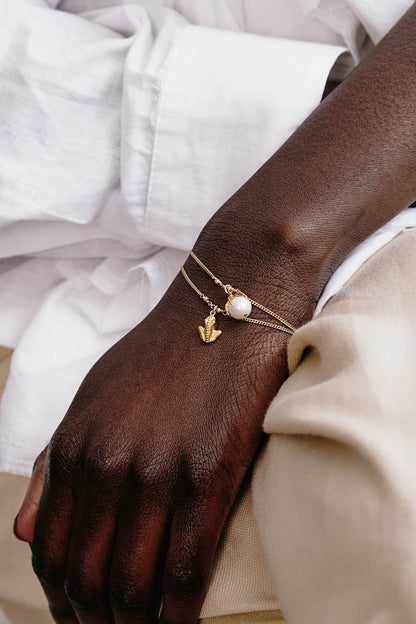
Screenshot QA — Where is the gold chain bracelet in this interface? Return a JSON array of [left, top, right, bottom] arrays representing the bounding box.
[[180, 250, 296, 343]]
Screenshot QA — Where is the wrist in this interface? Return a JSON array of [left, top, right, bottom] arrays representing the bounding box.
[[138, 264, 291, 412], [191, 196, 326, 328]]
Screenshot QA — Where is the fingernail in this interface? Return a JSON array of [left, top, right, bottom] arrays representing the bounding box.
[[13, 515, 28, 543]]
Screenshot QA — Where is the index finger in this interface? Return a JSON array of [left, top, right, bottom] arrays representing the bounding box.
[[31, 451, 78, 623]]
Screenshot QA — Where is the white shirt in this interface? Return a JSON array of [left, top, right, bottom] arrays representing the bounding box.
[[0, 0, 414, 476]]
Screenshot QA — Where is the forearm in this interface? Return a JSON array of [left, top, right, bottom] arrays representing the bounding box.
[[191, 5, 416, 320]]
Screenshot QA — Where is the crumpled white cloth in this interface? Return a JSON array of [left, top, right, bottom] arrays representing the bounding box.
[[0, 0, 413, 475]]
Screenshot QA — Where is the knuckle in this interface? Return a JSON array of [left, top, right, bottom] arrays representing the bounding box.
[[47, 435, 79, 477], [82, 453, 105, 481], [64, 575, 99, 613], [138, 463, 171, 497], [164, 563, 205, 601], [172, 458, 213, 511], [31, 552, 64, 589], [83, 447, 127, 484], [109, 580, 148, 616]]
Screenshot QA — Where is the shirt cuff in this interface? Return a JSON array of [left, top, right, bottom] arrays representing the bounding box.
[[144, 25, 347, 249]]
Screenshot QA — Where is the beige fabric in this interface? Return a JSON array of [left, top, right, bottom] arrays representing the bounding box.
[[0, 348, 11, 399], [0, 472, 53, 624], [2, 229, 416, 623], [0, 347, 51, 623], [254, 229, 416, 623], [201, 485, 282, 619]]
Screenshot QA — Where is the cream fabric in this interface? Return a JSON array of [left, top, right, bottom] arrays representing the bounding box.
[[254, 229, 416, 623], [0, 473, 52, 624]]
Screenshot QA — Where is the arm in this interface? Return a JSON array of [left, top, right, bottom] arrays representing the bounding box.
[[16, 6, 416, 624], [194, 4, 416, 316]]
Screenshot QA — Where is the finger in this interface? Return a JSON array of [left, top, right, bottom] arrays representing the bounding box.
[[31, 449, 78, 624], [14, 447, 47, 543], [161, 501, 225, 624], [64, 489, 117, 624], [109, 489, 170, 624]]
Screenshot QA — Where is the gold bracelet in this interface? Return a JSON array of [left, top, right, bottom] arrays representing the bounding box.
[[180, 250, 297, 343]]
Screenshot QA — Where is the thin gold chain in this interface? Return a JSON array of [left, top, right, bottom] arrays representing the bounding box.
[[180, 263, 225, 314], [189, 250, 296, 333], [181, 251, 296, 335], [189, 249, 226, 287]]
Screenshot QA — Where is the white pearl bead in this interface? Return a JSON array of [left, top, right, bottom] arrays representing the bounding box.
[[228, 295, 252, 319]]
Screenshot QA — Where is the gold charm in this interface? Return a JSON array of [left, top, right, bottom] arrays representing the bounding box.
[[180, 253, 296, 339], [198, 311, 222, 343]]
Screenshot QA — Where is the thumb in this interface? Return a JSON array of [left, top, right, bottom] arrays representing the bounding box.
[[14, 447, 47, 544]]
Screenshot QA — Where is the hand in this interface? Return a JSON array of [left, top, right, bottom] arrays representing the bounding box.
[[14, 259, 309, 624]]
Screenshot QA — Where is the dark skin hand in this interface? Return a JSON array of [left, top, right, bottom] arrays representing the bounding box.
[[15, 5, 416, 623], [16, 271, 308, 624]]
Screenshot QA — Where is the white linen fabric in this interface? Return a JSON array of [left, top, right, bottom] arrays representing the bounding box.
[[0, 0, 414, 475]]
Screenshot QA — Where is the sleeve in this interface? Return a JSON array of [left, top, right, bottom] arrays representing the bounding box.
[[298, 0, 414, 46], [0, 0, 187, 255], [346, 0, 414, 43], [143, 27, 347, 250], [0, 0, 346, 258]]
